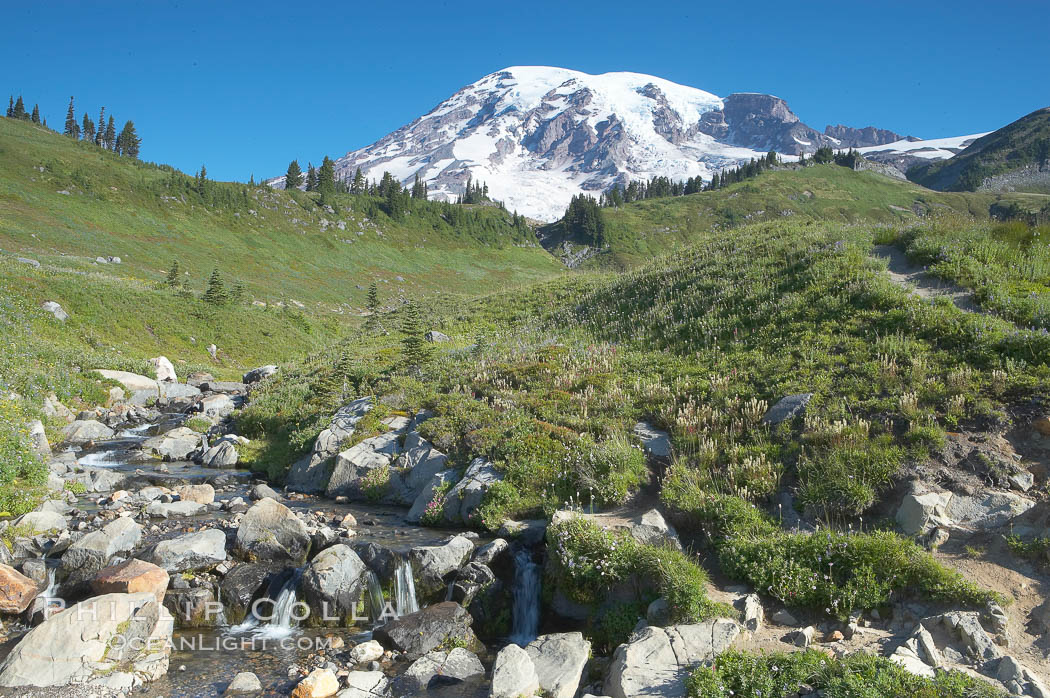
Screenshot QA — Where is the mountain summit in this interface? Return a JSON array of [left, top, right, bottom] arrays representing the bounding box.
[[312, 67, 920, 220]]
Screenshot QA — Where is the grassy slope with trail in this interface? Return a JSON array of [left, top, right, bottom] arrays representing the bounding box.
[[542, 164, 1048, 268]]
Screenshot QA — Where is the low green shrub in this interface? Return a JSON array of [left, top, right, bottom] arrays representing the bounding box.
[[688, 649, 1002, 698], [0, 397, 49, 515]]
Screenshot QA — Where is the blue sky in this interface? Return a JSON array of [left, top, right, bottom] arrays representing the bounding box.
[[4, 0, 1048, 182]]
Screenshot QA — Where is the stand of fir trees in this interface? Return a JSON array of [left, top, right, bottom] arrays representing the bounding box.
[[6, 94, 142, 159], [562, 194, 606, 246]]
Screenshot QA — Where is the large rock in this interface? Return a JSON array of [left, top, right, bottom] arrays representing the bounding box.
[[291, 668, 339, 698], [220, 563, 271, 624], [946, 491, 1034, 530], [142, 426, 202, 461], [27, 419, 50, 458], [61, 516, 142, 588], [0, 564, 39, 613], [604, 621, 741, 698], [201, 438, 239, 468], [286, 397, 373, 494], [128, 382, 201, 405], [235, 497, 310, 564], [164, 586, 222, 627], [373, 601, 479, 656], [526, 632, 591, 698], [301, 544, 367, 625], [409, 535, 474, 599], [92, 559, 170, 603], [146, 500, 204, 518], [394, 648, 484, 694], [176, 483, 215, 504], [491, 643, 540, 698], [62, 419, 115, 444], [13, 509, 67, 534], [242, 365, 278, 384], [387, 434, 449, 505], [198, 393, 235, 420], [442, 458, 502, 525], [149, 528, 227, 573], [406, 469, 459, 523], [923, 612, 1001, 662], [94, 370, 158, 392], [761, 393, 812, 425], [325, 432, 402, 499], [225, 671, 263, 694], [149, 356, 177, 383], [897, 491, 953, 535], [0, 592, 173, 691], [41, 301, 68, 321]]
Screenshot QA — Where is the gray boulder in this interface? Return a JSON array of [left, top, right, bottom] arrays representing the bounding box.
[[409, 535, 474, 599], [425, 330, 450, 343], [340, 671, 390, 698], [225, 671, 262, 694], [286, 397, 373, 494], [0, 592, 173, 691], [526, 632, 592, 698], [301, 544, 368, 625], [406, 469, 459, 523], [761, 393, 812, 425], [605, 621, 741, 698], [234, 497, 310, 564], [13, 510, 67, 534], [149, 528, 227, 573], [393, 647, 483, 694], [633, 422, 671, 458], [242, 365, 278, 384], [197, 393, 235, 420], [326, 431, 402, 499], [146, 500, 204, 518], [442, 458, 502, 525], [373, 601, 479, 656], [491, 643, 540, 698], [61, 516, 142, 588], [62, 419, 115, 444], [201, 438, 239, 468], [41, 301, 68, 322], [142, 426, 201, 461], [250, 483, 281, 500]]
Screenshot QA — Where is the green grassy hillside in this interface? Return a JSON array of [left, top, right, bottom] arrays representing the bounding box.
[[0, 117, 561, 309], [909, 106, 1050, 192], [542, 164, 1049, 268]]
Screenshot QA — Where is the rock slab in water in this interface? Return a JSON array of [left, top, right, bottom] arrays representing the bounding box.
[[150, 528, 228, 573], [0, 592, 173, 691], [341, 670, 390, 698], [393, 647, 484, 694], [142, 426, 202, 461], [63, 419, 115, 444], [225, 671, 263, 694], [526, 632, 592, 698], [604, 620, 741, 698], [61, 516, 142, 588], [291, 667, 339, 698], [302, 544, 367, 625], [235, 497, 310, 564], [491, 643, 541, 698], [373, 601, 479, 656], [409, 535, 475, 599], [92, 558, 170, 603]]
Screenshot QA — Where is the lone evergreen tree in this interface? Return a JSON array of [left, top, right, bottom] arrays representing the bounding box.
[[166, 260, 180, 287], [95, 107, 105, 146], [104, 115, 116, 150], [116, 121, 140, 158], [284, 160, 303, 189], [30, 104, 40, 124], [400, 301, 428, 370], [317, 156, 336, 205], [5, 96, 12, 118], [351, 167, 365, 195], [64, 96, 78, 137], [13, 96, 26, 120], [203, 268, 227, 305], [366, 281, 379, 314]]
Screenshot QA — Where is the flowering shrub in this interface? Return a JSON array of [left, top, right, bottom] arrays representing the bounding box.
[[688, 649, 1002, 698], [419, 480, 453, 527]]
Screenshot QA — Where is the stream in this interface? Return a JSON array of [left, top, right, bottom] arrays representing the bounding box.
[[0, 414, 546, 697]]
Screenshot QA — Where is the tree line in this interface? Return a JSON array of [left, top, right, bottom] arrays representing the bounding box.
[[5, 94, 140, 159]]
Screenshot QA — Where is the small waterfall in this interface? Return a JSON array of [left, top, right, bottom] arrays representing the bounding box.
[[42, 567, 59, 599], [394, 558, 419, 617], [364, 570, 388, 624], [508, 548, 540, 646], [229, 567, 304, 638]]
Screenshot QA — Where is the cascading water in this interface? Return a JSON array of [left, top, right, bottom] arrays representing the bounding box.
[[364, 570, 388, 624], [508, 547, 540, 646], [394, 558, 419, 617], [229, 567, 304, 639]]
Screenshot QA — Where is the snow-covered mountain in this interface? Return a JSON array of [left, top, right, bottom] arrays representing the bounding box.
[[290, 66, 965, 221]]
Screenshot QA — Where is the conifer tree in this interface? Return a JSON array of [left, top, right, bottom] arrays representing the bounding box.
[[116, 120, 140, 158], [166, 260, 180, 287], [351, 167, 365, 195], [30, 104, 40, 124], [13, 96, 26, 120], [400, 301, 428, 370], [306, 163, 317, 191], [64, 96, 77, 137], [5, 96, 12, 118], [104, 115, 116, 150], [284, 160, 303, 189], [366, 281, 379, 314], [81, 113, 95, 142], [203, 268, 227, 304], [95, 107, 105, 146], [317, 156, 336, 205]]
